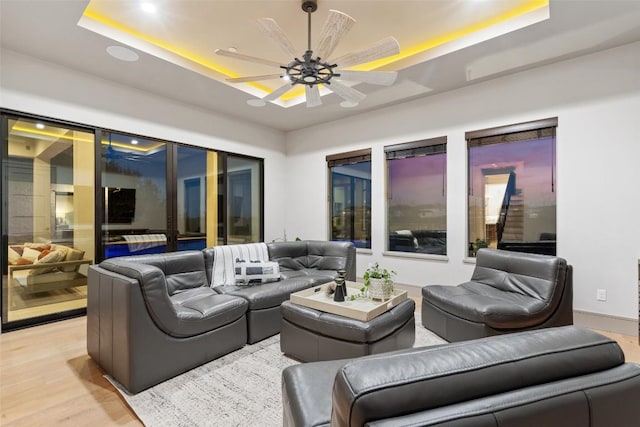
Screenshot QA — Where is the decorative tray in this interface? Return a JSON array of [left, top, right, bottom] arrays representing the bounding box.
[[290, 281, 408, 321]]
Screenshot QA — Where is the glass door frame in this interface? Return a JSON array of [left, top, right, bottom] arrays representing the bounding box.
[[1, 109, 98, 331], [1, 109, 265, 332]]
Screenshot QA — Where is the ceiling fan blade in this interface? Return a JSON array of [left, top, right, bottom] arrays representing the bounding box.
[[215, 49, 283, 68], [227, 74, 283, 83], [305, 85, 322, 108], [314, 10, 356, 61], [257, 18, 299, 58], [336, 70, 398, 86], [326, 80, 366, 104], [330, 36, 400, 68], [263, 82, 294, 102]]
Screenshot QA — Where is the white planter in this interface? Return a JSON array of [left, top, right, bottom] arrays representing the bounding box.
[[367, 278, 394, 301]]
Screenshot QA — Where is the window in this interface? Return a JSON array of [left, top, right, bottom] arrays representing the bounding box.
[[386, 138, 447, 255], [327, 149, 372, 249], [467, 118, 557, 257]]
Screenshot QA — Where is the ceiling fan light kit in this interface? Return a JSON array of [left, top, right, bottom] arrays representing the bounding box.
[[217, 0, 399, 108]]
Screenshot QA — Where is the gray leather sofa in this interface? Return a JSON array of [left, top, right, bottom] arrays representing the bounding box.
[[87, 240, 355, 393], [282, 326, 640, 426], [204, 240, 356, 343], [422, 248, 573, 342]]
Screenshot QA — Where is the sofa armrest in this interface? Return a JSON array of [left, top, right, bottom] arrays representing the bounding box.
[[331, 326, 624, 426], [97, 260, 188, 336]]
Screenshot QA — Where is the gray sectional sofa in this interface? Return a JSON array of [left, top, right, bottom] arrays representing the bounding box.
[[282, 326, 640, 426], [87, 240, 355, 393]]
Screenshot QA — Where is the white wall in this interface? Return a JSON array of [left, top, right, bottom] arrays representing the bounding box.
[[2, 43, 639, 321], [0, 49, 289, 242], [285, 41, 640, 321]]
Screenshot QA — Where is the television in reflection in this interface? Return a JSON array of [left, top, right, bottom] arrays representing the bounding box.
[[104, 187, 136, 224]]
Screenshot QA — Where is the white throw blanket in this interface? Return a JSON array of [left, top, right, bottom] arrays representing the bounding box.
[[122, 234, 167, 252], [210, 243, 270, 287]]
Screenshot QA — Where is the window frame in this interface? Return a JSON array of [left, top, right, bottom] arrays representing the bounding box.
[[466, 117, 558, 258], [384, 136, 448, 259], [326, 148, 372, 250]]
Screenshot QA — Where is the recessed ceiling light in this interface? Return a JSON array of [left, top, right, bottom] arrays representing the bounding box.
[[247, 99, 266, 107], [106, 45, 139, 62], [140, 2, 157, 14], [35, 123, 45, 129], [131, 139, 139, 145], [340, 101, 359, 108]]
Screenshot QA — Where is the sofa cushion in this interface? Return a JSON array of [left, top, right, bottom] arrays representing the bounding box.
[[111, 251, 208, 295], [422, 282, 548, 328], [214, 276, 319, 310], [280, 268, 337, 281], [472, 248, 567, 302], [169, 288, 249, 334]]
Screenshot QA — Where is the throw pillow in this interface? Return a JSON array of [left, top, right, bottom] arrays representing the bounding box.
[[8, 246, 22, 265], [28, 250, 66, 276], [21, 247, 42, 263], [58, 246, 85, 272], [234, 258, 280, 286]]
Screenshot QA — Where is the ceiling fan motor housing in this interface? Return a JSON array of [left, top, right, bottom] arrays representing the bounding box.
[[301, 0, 318, 13]]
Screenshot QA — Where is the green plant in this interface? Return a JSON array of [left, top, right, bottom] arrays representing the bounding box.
[[473, 238, 488, 255], [349, 262, 396, 300]]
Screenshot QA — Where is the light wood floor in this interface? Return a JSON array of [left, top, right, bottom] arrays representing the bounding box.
[[1, 316, 638, 426]]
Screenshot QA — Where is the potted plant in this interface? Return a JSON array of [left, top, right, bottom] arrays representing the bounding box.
[[362, 262, 396, 301], [473, 238, 488, 256]]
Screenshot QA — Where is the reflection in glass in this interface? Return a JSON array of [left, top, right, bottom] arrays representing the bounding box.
[[102, 132, 167, 258], [227, 155, 262, 244], [468, 132, 556, 257], [387, 154, 447, 254], [176, 145, 220, 250], [330, 162, 372, 249], [3, 118, 94, 325]]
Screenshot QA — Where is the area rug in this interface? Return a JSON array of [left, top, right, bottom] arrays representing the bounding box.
[[109, 317, 446, 427]]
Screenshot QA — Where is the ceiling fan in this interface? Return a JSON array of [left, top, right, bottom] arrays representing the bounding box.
[[215, 0, 400, 108]]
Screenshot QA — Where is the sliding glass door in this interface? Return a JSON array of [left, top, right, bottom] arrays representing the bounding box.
[[176, 145, 221, 250], [226, 155, 263, 244], [101, 132, 168, 258], [2, 117, 95, 326], [1, 111, 264, 331]]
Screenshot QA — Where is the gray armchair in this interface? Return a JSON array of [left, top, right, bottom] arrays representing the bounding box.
[[422, 248, 573, 342], [87, 251, 248, 394]]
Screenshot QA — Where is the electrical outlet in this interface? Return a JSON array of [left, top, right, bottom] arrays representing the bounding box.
[[596, 289, 607, 301]]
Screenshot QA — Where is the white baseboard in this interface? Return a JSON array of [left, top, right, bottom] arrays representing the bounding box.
[[573, 310, 638, 337]]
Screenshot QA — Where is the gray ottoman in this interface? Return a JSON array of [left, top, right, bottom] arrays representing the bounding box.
[[280, 298, 416, 362]]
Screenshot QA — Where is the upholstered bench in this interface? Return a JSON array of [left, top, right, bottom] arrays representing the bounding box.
[[280, 298, 415, 362]]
